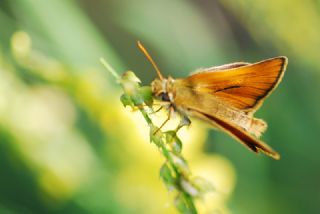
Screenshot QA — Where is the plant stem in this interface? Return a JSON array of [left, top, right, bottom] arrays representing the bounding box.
[[100, 58, 120, 80], [101, 58, 200, 214]]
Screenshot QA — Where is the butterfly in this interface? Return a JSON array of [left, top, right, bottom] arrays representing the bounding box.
[[138, 41, 287, 160]]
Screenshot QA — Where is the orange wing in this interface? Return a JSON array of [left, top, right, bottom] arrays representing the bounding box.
[[185, 57, 288, 112]]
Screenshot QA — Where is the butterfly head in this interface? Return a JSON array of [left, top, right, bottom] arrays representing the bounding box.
[[151, 77, 175, 102]]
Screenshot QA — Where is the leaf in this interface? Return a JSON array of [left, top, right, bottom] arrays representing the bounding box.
[[120, 94, 133, 107], [160, 162, 176, 190], [174, 194, 197, 214], [170, 153, 190, 176], [166, 131, 182, 154], [165, 131, 176, 142], [180, 178, 199, 197], [138, 86, 153, 106], [150, 125, 162, 147], [171, 137, 182, 154]]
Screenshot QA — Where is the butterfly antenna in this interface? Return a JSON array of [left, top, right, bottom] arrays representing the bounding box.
[[137, 41, 163, 80]]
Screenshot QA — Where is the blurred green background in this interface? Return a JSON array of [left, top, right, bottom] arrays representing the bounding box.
[[1, 0, 320, 213]]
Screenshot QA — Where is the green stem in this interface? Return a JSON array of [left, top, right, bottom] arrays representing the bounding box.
[[101, 60, 199, 214], [138, 107, 197, 213], [138, 108, 153, 126], [160, 142, 179, 175], [138, 103, 197, 214]]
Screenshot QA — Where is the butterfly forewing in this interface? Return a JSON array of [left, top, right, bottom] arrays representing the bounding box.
[[184, 57, 287, 112]]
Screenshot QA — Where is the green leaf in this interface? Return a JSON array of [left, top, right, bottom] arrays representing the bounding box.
[[174, 194, 197, 214], [165, 131, 182, 154], [150, 125, 162, 147], [180, 178, 199, 197], [150, 135, 161, 147], [165, 131, 176, 142], [120, 94, 133, 107], [138, 86, 153, 106], [160, 162, 176, 190], [170, 153, 190, 176], [172, 137, 182, 154]]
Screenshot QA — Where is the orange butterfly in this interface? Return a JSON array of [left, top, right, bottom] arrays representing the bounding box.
[[138, 41, 287, 160]]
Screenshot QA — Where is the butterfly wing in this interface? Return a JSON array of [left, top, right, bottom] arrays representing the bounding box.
[[172, 57, 287, 159], [185, 57, 288, 113], [186, 107, 280, 159]]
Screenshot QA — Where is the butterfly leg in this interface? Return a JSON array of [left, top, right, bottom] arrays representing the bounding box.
[[150, 100, 171, 114], [154, 105, 174, 134], [150, 106, 163, 114]]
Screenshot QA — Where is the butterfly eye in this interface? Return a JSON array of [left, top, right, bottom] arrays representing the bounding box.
[[159, 92, 170, 102]]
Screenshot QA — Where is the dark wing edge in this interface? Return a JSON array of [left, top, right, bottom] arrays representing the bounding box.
[[248, 56, 288, 112]]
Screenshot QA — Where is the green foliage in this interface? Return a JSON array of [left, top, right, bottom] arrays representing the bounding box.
[[160, 162, 176, 190]]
